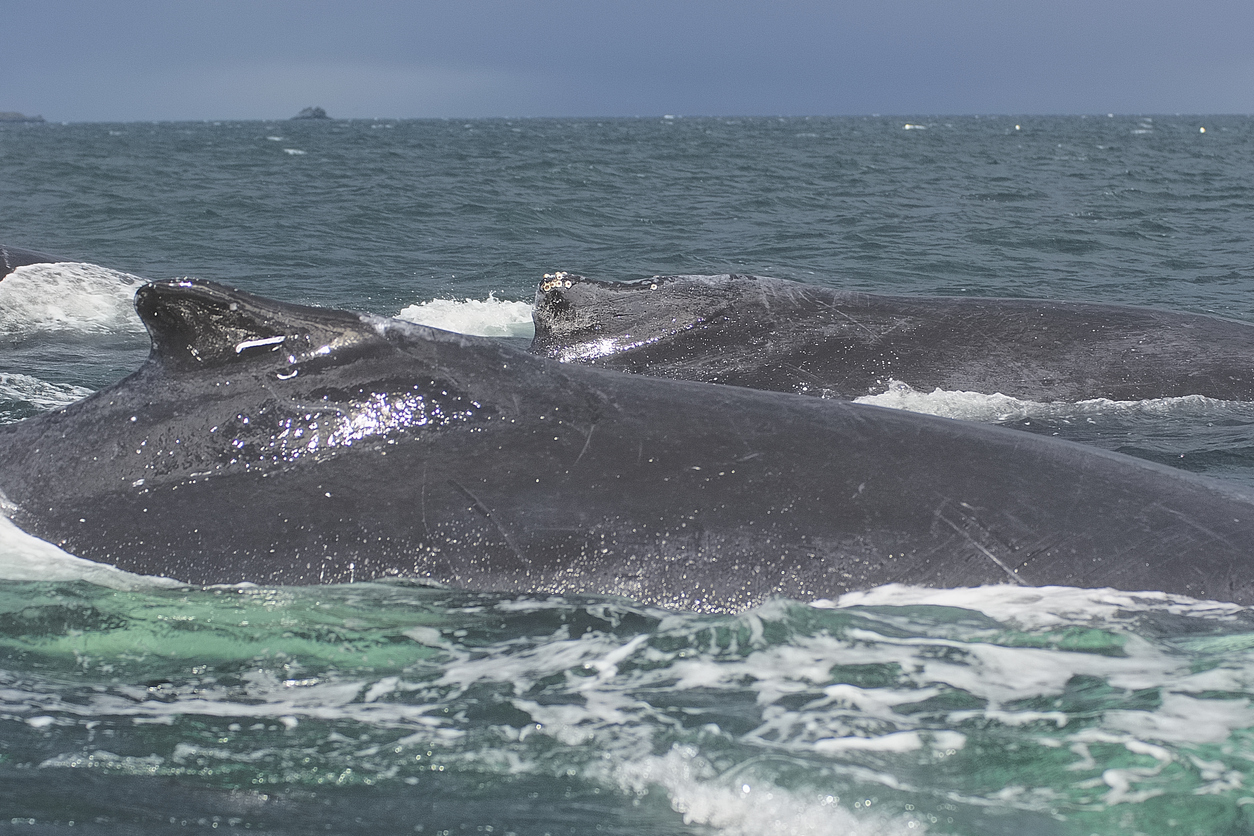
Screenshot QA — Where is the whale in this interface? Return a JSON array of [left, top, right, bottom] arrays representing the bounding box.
[[2, 279, 1254, 611], [1, 244, 64, 279], [531, 272, 1254, 402]]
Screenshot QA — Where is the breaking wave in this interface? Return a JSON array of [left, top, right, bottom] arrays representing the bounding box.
[[0, 262, 145, 335], [395, 294, 535, 338], [855, 379, 1250, 423]]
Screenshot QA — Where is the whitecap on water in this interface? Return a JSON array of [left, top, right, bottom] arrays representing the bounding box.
[[0, 261, 145, 335], [855, 378, 1250, 423], [615, 747, 924, 836], [822, 583, 1247, 629], [0, 373, 93, 412], [395, 294, 535, 338]]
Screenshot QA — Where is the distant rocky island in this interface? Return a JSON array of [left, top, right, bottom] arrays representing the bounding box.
[[0, 112, 45, 123], [291, 107, 330, 120]]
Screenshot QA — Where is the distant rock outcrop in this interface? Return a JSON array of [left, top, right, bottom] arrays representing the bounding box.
[[291, 107, 330, 120], [0, 112, 45, 123]]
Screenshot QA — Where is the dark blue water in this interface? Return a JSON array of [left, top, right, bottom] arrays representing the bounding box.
[[3, 116, 1254, 835], [5, 116, 1253, 310]]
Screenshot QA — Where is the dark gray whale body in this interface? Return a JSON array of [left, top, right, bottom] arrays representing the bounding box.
[[532, 273, 1254, 402], [3, 279, 1254, 611], [1, 244, 63, 279]]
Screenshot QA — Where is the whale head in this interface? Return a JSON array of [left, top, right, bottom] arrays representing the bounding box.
[[530, 272, 745, 363], [134, 279, 382, 372]]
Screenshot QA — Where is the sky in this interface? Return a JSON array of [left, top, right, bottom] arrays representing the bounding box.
[[4, 0, 1254, 122]]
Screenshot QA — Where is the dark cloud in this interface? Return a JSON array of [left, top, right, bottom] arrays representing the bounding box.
[[4, 0, 1252, 121]]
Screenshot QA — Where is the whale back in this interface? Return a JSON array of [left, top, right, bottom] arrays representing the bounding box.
[[4, 279, 1254, 610], [530, 272, 1254, 401]]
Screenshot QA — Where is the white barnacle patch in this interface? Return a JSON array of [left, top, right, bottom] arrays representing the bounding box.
[[540, 271, 572, 291]]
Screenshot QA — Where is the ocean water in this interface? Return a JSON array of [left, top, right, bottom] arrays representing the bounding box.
[[3, 116, 1254, 834]]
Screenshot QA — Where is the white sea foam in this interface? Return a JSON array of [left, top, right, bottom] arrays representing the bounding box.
[[0, 261, 144, 334], [0, 511, 175, 589], [451, 590, 1253, 819], [854, 379, 1244, 423], [3, 578, 1249, 829], [615, 747, 925, 836], [0, 373, 93, 410], [1105, 692, 1254, 745], [820, 583, 1247, 628], [17, 665, 451, 730], [429, 622, 932, 834], [395, 295, 535, 338]]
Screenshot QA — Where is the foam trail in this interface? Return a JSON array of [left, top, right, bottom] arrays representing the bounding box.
[[0, 262, 145, 334], [855, 379, 1247, 422], [395, 295, 535, 338]]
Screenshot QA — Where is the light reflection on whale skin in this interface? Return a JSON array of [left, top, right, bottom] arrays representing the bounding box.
[[224, 385, 484, 467]]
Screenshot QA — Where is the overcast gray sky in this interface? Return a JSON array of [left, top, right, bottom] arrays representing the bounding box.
[[4, 0, 1253, 121]]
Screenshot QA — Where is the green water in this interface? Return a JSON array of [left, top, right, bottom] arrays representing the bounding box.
[[2, 581, 1254, 835]]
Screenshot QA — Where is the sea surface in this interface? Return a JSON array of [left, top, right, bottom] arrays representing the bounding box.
[[2, 115, 1254, 834]]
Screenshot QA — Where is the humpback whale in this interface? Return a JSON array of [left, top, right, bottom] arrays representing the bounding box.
[[532, 272, 1254, 402], [2, 279, 1254, 611], [0, 244, 63, 279]]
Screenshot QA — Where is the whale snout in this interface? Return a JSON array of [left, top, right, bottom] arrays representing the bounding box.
[[135, 279, 376, 372]]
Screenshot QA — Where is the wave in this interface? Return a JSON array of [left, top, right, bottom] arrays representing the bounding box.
[[0, 262, 145, 335], [822, 582, 1246, 630], [0, 373, 94, 423], [394, 294, 535, 338], [855, 379, 1251, 423], [0, 373, 93, 412]]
